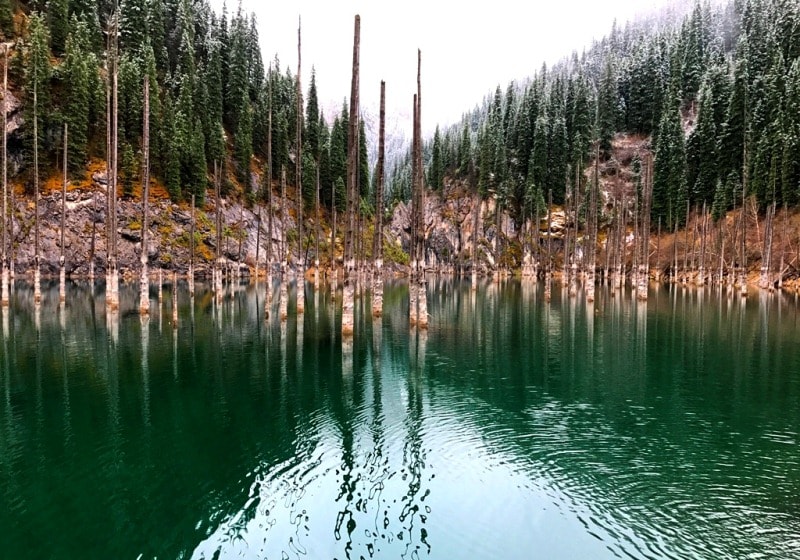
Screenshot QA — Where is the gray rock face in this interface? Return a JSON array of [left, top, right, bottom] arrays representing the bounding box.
[[5, 182, 292, 278]]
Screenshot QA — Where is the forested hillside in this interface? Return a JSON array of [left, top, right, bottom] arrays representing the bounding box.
[[393, 0, 800, 232], [3, 0, 369, 210]]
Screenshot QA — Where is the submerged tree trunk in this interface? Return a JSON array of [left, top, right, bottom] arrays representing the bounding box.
[[295, 18, 305, 316], [140, 76, 150, 314], [1, 44, 7, 307], [214, 161, 223, 302], [372, 81, 386, 318], [33, 70, 41, 304], [60, 124, 68, 303], [413, 50, 428, 329], [342, 14, 360, 337]]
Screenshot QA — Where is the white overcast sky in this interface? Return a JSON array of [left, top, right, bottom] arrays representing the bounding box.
[[210, 0, 681, 134]]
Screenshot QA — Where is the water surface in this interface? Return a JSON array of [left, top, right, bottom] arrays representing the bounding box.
[[1, 280, 799, 559]]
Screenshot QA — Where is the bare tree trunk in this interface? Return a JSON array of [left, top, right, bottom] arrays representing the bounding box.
[[295, 18, 305, 315], [33, 68, 40, 304], [255, 206, 261, 282], [214, 161, 223, 302], [778, 205, 787, 290], [314, 163, 320, 288], [266, 60, 273, 306], [760, 200, 776, 290], [372, 81, 386, 318], [60, 123, 68, 303], [413, 50, 428, 329], [281, 165, 287, 271], [109, 13, 120, 310], [637, 152, 652, 298], [140, 75, 150, 314], [471, 191, 479, 290], [342, 15, 360, 337], [545, 190, 553, 302], [343, 14, 360, 278], [172, 271, 178, 327], [1, 44, 8, 306], [698, 202, 708, 286], [189, 194, 195, 296], [586, 144, 599, 303]]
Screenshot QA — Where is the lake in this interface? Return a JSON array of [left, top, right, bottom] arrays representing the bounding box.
[[1, 279, 799, 559]]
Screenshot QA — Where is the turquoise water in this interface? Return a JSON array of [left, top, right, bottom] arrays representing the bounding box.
[[1, 279, 799, 559]]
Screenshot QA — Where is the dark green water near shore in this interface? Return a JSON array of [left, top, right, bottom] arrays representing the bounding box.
[[1, 279, 799, 559]]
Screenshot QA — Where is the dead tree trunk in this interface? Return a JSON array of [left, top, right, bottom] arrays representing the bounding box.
[[140, 75, 150, 314], [267, 61, 273, 296], [108, 13, 120, 310], [33, 66, 40, 304], [189, 194, 195, 296], [214, 161, 223, 302], [60, 123, 68, 303], [295, 18, 305, 315], [1, 44, 8, 306], [413, 50, 428, 329], [343, 14, 360, 279], [342, 14, 360, 337], [545, 190, 553, 302], [372, 80, 386, 318]]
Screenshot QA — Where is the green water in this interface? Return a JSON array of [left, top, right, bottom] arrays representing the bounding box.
[[1, 280, 799, 559]]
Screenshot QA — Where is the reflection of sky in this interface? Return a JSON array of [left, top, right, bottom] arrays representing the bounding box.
[[190, 395, 621, 560]]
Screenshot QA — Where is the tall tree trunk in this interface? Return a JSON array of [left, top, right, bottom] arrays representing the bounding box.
[[60, 123, 67, 303], [214, 161, 223, 302], [343, 14, 360, 278], [267, 61, 273, 286], [414, 50, 428, 329], [296, 18, 305, 315], [342, 15, 360, 337], [140, 75, 150, 314], [189, 194, 195, 296], [109, 13, 120, 310], [372, 81, 386, 318], [33, 66, 40, 304], [1, 44, 8, 306]]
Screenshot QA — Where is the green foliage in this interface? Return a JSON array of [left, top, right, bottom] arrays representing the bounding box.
[[383, 237, 409, 266], [428, 126, 443, 190], [61, 17, 95, 173], [653, 95, 688, 230], [48, 0, 69, 55], [120, 141, 137, 197], [0, 0, 13, 40]]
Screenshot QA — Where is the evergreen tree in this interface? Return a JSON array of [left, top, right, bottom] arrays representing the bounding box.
[[161, 89, 181, 199], [120, 0, 149, 55], [48, 0, 69, 55], [597, 56, 619, 156], [652, 95, 688, 229], [23, 13, 52, 186], [234, 99, 252, 185], [305, 68, 320, 158], [359, 119, 370, 199], [0, 0, 13, 40], [61, 17, 94, 173], [120, 141, 137, 197], [688, 79, 718, 203], [429, 125, 443, 190]]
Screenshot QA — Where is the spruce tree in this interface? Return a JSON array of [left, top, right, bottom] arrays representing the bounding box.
[[652, 95, 688, 229], [23, 13, 52, 187], [61, 17, 93, 173], [305, 68, 320, 158], [429, 126, 443, 191], [0, 0, 13, 40], [48, 0, 69, 55]]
